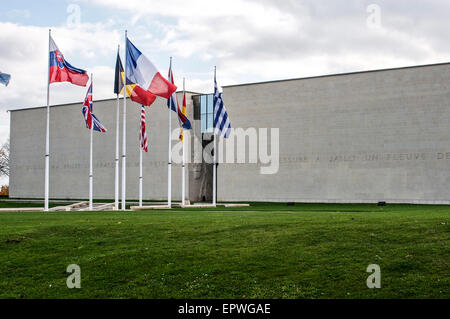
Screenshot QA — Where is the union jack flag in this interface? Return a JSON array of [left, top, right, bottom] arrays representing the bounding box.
[[81, 83, 93, 129], [91, 113, 107, 132], [81, 82, 107, 132], [139, 105, 148, 152]]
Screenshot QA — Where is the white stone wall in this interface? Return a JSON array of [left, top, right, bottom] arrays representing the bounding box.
[[10, 64, 450, 203], [10, 93, 195, 200], [218, 64, 450, 203]]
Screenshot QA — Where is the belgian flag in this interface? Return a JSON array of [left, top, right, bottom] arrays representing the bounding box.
[[114, 49, 124, 95]]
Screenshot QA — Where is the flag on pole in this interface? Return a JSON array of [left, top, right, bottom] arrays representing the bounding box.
[[82, 83, 93, 129], [213, 75, 231, 138], [167, 67, 178, 113], [0, 71, 11, 86], [179, 92, 188, 141], [125, 37, 176, 105], [49, 36, 89, 86], [91, 113, 107, 132], [139, 105, 148, 152], [114, 50, 125, 95], [168, 66, 192, 130], [82, 82, 107, 132]]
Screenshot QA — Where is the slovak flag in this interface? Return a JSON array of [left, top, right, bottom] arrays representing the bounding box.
[[125, 37, 177, 106], [49, 35, 89, 86], [81, 82, 107, 132], [167, 66, 192, 130]]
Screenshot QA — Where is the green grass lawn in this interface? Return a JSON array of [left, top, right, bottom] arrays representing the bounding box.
[[0, 203, 448, 299], [0, 202, 58, 209]]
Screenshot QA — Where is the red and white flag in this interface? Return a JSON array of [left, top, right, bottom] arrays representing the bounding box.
[[139, 105, 148, 152], [49, 35, 89, 86]]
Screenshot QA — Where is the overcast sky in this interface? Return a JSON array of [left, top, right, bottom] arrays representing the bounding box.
[[1, 0, 450, 185]]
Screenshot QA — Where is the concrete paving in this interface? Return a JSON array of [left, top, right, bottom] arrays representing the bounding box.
[[0, 208, 44, 212]]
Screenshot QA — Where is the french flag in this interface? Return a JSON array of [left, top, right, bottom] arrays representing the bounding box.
[[125, 37, 176, 106], [49, 36, 89, 87]]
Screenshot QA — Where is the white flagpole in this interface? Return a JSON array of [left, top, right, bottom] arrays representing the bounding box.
[[44, 29, 51, 212], [89, 75, 93, 211], [168, 57, 173, 208], [213, 134, 217, 206], [139, 140, 143, 207], [115, 45, 120, 210], [212, 67, 217, 207], [121, 30, 127, 211], [182, 77, 186, 206]]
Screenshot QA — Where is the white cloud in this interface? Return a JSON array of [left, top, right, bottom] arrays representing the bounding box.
[[80, 0, 450, 87], [2, 1, 449, 107], [0, 111, 9, 144]]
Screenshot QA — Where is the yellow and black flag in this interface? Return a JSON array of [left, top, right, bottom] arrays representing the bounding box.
[[114, 49, 124, 95]]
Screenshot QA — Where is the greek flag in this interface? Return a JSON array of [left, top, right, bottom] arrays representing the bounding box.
[[213, 75, 231, 138]]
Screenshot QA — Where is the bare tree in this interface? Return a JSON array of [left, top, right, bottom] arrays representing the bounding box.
[[0, 138, 9, 177]]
